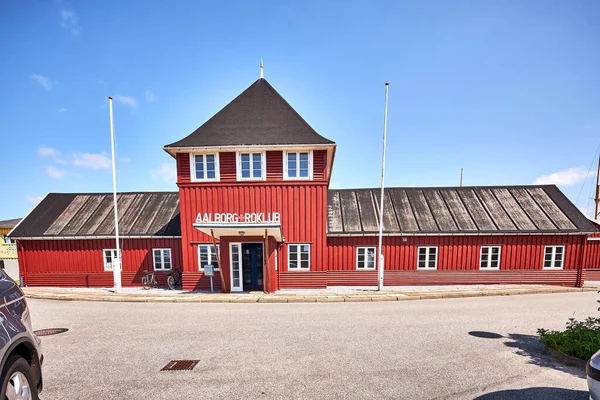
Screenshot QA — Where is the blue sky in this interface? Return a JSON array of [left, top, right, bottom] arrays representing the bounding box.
[[1, 0, 599, 221]]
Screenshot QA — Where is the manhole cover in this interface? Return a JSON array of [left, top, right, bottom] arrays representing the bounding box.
[[34, 328, 69, 337], [161, 360, 199, 371]]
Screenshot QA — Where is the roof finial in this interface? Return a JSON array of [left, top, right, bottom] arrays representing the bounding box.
[[260, 57, 264, 79]]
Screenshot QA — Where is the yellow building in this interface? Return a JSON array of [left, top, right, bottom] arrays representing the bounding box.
[[0, 218, 21, 281]]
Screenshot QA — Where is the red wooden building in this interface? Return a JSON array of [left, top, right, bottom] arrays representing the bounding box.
[[9, 77, 600, 291]]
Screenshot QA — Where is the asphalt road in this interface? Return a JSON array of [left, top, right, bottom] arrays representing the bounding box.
[[29, 292, 596, 399]]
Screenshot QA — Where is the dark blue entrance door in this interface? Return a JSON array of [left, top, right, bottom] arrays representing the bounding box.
[[242, 243, 263, 291]]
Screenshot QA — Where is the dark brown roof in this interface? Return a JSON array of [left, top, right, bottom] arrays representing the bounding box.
[[10, 192, 180, 238], [327, 185, 598, 235], [164, 78, 335, 149], [0, 219, 21, 229]]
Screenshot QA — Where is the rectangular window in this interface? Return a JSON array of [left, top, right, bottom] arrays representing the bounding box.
[[480, 246, 501, 269], [2, 235, 15, 244], [288, 244, 310, 270], [192, 153, 218, 181], [417, 246, 437, 269], [356, 247, 376, 270], [198, 245, 220, 270], [103, 249, 122, 271], [153, 248, 172, 271], [285, 151, 312, 179], [544, 246, 565, 269], [238, 152, 264, 180]]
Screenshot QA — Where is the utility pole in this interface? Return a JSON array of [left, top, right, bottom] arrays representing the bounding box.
[[460, 168, 463, 187]]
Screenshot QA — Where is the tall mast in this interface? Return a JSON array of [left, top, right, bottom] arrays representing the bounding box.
[[377, 83, 389, 291], [108, 96, 122, 293], [595, 154, 600, 221]]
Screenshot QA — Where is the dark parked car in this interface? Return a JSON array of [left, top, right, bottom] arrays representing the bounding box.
[[0, 261, 43, 400]]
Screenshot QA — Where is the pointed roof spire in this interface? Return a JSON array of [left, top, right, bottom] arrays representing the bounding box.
[[260, 57, 264, 79], [164, 78, 335, 149]]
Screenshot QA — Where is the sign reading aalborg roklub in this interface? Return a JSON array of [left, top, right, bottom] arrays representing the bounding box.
[[195, 212, 281, 224]]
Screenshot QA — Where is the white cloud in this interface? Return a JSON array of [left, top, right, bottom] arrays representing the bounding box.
[[72, 152, 112, 169], [39, 147, 112, 170], [58, 107, 67, 113], [152, 163, 177, 184], [38, 146, 58, 157], [145, 89, 156, 103], [534, 167, 593, 186], [38, 146, 67, 164], [113, 95, 137, 108], [30, 74, 52, 91], [25, 195, 43, 204], [46, 165, 66, 179], [60, 9, 81, 36]]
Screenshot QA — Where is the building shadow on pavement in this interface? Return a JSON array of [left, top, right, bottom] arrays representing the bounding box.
[[474, 387, 588, 399], [503, 333, 586, 379]]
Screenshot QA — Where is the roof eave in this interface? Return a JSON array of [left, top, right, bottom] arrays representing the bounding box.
[[163, 143, 336, 157]]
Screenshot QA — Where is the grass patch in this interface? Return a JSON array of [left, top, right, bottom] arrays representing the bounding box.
[[538, 317, 600, 360]]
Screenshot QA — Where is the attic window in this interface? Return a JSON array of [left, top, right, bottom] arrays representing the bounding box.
[[284, 151, 312, 180], [191, 153, 219, 182], [237, 152, 265, 180]]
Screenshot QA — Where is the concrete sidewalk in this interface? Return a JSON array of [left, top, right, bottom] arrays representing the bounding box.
[[22, 284, 597, 303]]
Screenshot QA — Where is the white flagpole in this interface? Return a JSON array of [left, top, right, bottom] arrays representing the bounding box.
[[108, 96, 122, 293], [377, 83, 389, 291]]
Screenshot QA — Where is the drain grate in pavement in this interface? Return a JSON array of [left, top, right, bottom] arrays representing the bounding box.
[[161, 360, 199, 371], [34, 328, 69, 336]]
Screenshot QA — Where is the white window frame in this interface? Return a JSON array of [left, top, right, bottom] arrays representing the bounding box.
[[236, 151, 266, 181], [103, 249, 122, 271], [356, 246, 376, 270], [288, 243, 310, 270], [190, 153, 220, 182], [417, 246, 438, 270], [543, 245, 565, 269], [152, 248, 172, 271], [230, 242, 243, 292], [284, 151, 313, 180], [198, 244, 220, 271], [2, 234, 15, 244], [480, 246, 501, 270]]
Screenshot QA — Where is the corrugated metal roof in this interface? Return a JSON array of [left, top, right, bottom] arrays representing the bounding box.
[[164, 78, 335, 149], [327, 185, 598, 235], [0, 218, 21, 229], [10, 192, 180, 238]]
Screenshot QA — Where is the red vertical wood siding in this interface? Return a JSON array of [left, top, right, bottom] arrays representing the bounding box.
[[266, 151, 283, 180], [219, 152, 237, 182], [18, 238, 182, 287], [178, 182, 329, 291], [313, 150, 326, 181], [325, 235, 586, 272], [176, 153, 190, 183], [584, 232, 600, 278]]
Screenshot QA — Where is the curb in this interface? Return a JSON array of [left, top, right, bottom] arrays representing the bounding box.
[[544, 347, 587, 370], [23, 286, 595, 304]]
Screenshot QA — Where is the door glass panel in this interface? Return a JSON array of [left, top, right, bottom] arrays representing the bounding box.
[[256, 246, 263, 285], [243, 248, 252, 285], [231, 245, 241, 288]]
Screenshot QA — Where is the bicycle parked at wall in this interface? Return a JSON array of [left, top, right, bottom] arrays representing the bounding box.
[[141, 270, 159, 290], [166, 267, 183, 290]]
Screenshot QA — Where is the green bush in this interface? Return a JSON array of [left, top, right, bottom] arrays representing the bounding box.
[[537, 317, 600, 360]]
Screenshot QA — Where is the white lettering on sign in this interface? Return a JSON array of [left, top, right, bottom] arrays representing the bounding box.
[[195, 212, 281, 224]]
